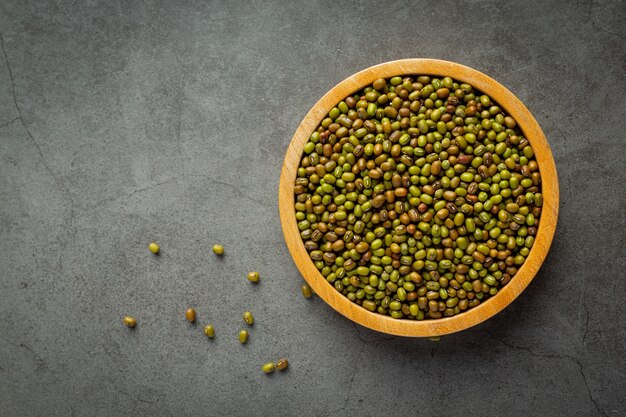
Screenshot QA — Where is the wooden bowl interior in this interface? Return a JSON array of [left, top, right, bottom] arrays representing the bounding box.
[[279, 59, 558, 337]]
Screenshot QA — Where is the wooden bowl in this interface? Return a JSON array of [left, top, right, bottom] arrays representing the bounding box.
[[279, 59, 558, 337]]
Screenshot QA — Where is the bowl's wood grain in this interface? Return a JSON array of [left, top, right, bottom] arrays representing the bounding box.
[[279, 59, 559, 337]]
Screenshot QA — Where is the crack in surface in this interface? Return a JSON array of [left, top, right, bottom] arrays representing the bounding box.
[[19, 343, 49, 374], [328, 323, 395, 413], [577, 302, 607, 416], [585, 0, 624, 39], [499, 64, 535, 80], [1, 32, 75, 229], [0, 337, 64, 384], [124, 176, 180, 199], [2, 30, 267, 220], [121, 173, 271, 209], [68, 203, 76, 228], [487, 332, 608, 417], [589, 18, 624, 38], [330, 335, 364, 414], [0, 116, 20, 129], [186, 174, 271, 208], [19, 343, 39, 357], [341, 363, 357, 412], [353, 322, 370, 344]]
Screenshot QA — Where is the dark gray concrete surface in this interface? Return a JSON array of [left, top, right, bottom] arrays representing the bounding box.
[[1, 0, 625, 416]]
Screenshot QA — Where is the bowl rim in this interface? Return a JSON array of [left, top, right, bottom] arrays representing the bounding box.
[[279, 58, 559, 337]]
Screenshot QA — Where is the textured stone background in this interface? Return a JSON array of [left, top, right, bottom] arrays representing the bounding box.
[[1, 1, 625, 416]]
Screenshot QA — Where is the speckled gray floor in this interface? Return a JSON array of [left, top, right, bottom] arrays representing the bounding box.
[[1, 1, 625, 416]]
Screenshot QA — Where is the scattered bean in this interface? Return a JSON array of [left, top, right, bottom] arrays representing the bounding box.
[[123, 316, 137, 328], [243, 311, 254, 326], [212, 244, 224, 255], [262, 362, 275, 374], [301, 284, 313, 299], [185, 308, 196, 323], [276, 358, 289, 371], [148, 242, 160, 254], [247, 271, 260, 283]]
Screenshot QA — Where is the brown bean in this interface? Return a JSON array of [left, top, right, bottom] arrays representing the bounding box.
[[394, 187, 408, 198], [185, 308, 197, 323], [304, 241, 318, 251], [472, 251, 486, 262], [458, 154, 473, 164], [323, 252, 336, 264], [372, 194, 386, 208], [355, 242, 370, 253], [443, 190, 457, 201], [431, 160, 442, 175], [368, 168, 382, 179], [436, 88, 450, 98]]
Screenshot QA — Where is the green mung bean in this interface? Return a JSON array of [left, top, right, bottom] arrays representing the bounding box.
[[247, 271, 260, 283], [262, 362, 275, 374], [243, 311, 254, 326], [204, 325, 215, 338]]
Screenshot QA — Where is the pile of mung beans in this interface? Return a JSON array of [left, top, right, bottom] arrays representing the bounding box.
[[294, 75, 542, 320]]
